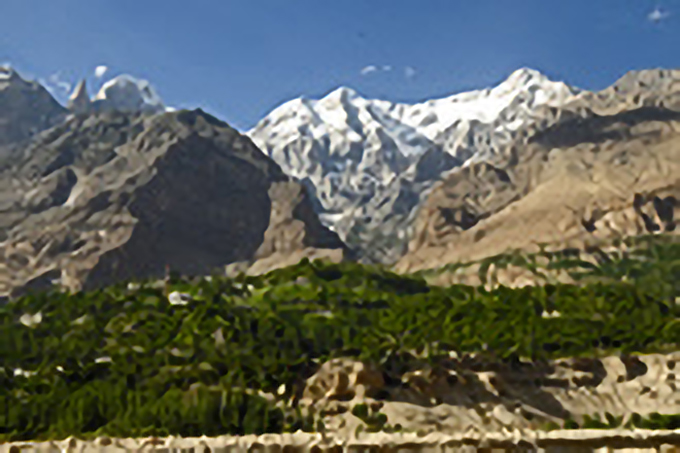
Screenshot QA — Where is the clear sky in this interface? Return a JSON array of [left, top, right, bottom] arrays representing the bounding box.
[[1, 0, 678, 130]]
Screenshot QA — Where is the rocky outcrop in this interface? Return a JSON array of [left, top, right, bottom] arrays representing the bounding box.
[[295, 351, 680, 439], [67, 79, 91, 114], [302, 358, 385, 404], [0, 65, 67, 146], [0, 108, 347, 297], [397, 69, 680, 274]]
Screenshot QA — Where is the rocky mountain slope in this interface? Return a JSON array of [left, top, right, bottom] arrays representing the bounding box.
[[396, 69, 680, 276], [0, 65, 67, 146], [247, 68, 580, 263], [0, 69, 346, 297]]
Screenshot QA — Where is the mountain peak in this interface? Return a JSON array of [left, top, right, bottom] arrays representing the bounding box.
[[493, 67, 578, 99], [0, 66, 67, 146], [68, 79, 90, 113], [0, 65, 17, 80], [503, 67, 551, 87], [323, 86, 361, 101], [93, 74, 165, 113], [0, 65, 26, 86]]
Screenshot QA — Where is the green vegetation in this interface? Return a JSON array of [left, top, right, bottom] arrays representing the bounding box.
[[418, 234, 680, 298], [351, 403, 399, 433], [3, 234, 680, 440]]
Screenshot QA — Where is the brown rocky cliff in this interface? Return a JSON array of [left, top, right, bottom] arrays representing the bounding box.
[[397, 69, 680, 275], [0, 108, 346, 296]]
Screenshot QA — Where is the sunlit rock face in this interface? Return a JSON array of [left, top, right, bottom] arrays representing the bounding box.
[[398, 69, 680, 274], [0, 103, 346, 297]]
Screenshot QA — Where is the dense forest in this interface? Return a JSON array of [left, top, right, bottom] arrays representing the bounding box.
[[3, 234, 680, 440]]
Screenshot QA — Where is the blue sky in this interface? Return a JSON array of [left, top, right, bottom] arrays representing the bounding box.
[[1, 0, 678, 130]]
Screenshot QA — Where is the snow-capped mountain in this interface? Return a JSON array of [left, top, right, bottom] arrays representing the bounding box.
[[1, 63, 585, 264], [66, 74, 167, 115], [93, 74, 166, 113], [247, 68, 581, 263]]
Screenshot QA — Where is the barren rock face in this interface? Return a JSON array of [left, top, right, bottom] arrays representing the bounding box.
[[397, 70, 680, 274], [300, 352, 680, 438], [67, 79, 91, 114], [302, 358, 385, 404], [0, 108, 347, 296]]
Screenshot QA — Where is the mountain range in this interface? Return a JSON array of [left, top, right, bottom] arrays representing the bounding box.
[[247, 68, 581, 263], [0, 65, 346, 297], [1, 63, 680, 294], [398, 68, 680, 282]]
